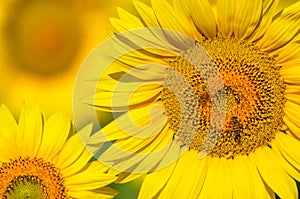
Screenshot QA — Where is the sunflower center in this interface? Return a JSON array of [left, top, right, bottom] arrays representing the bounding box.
[[0, 157, 68, 198], [161, 36, 286, 158], [4, 176, 46, 199]]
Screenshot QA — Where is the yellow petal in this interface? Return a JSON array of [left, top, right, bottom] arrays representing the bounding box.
[[97, 79, 163, 93], [109, 6, 144, 34], [108, 63, 167, 83], [274, 42, 300, 64], [281, 72, 300, 84], [109, 125, 175, 174], [18, 104, 44, 157], [274, 132, 300, 174], [282, 61, 300, 70], [159, 151, 207, 199], [258, 1, 300, 51], [110, 17, 142, 33], [250, 146, 298, 199], [88, 116, 133, 143], [117, 7, 144, 27], [232, 156, 255, 199], [199, 157, 233, 198], [173, 0, 203, 41], [0, 150, 11, 162], [285, 94, 300, 105], [0, 148, 10, 162], [55, 125, 92, 171], [61, 149, 93, 178], [285, 85, 300, 95], [272, 141, 300, 181], [107, 121, 167, 155], [90, 103, 166, 143], [283, 77, 300, 85], [212, 0, 236, 37], [283, 115, 300, 138], [109, 25, 179, 58], [284, 102, 300, 128], [274, 0, 300, 14], [108, 19, 186, 59], [246, 155, 276, 199], [37, 111, 71, 162], [68, 192, 115, 199], [105, 51, 169, 75], [286, 129, 300, 140], [283, 100, 300, 139], [249, 0, 279, 42], [0, 105, 18, 158], [133, 0, 159, 27], [151, 0, 194, 46], [234, 0, 262, 39], [110, 18, 139, 34], [138, 161, 177, 199], [295, 33, 300, 42], [132, 1, 180, 56], [102, 132, 180, 176], [92, 86, 162, 112], [99, 107, 167, 163], [115, 132, 175, 174], [65, 161, 116, 191], [285, 100, 300, 111], [187, 0, 216, 39], [173, 0, 190, 20], [68, 189, 117, 199]]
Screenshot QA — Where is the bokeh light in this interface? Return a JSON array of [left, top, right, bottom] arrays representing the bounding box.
[[3, 0, 81, 75], [0, 0, 133, 116]]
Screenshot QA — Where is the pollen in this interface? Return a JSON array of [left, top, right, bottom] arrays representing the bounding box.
[[161, 36, 286, 158], [0, 157, 68, 198]]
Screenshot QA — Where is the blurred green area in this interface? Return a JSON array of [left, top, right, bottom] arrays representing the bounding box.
[[109, 176, 144, 199]]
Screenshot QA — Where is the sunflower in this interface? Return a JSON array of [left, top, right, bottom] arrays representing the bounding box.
[[0, 0, 121, 116], [0, 104, 117, 198], [86, 0, 300, 198]]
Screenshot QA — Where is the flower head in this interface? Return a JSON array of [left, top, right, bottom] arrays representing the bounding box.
[[0, 104, 117, 198], [79, 0, 300, 198]]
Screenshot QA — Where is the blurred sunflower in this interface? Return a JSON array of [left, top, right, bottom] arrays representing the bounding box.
[[0, 0, 124, 116], [91, 0, 300, 198], [0, 104, 117, 198]]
